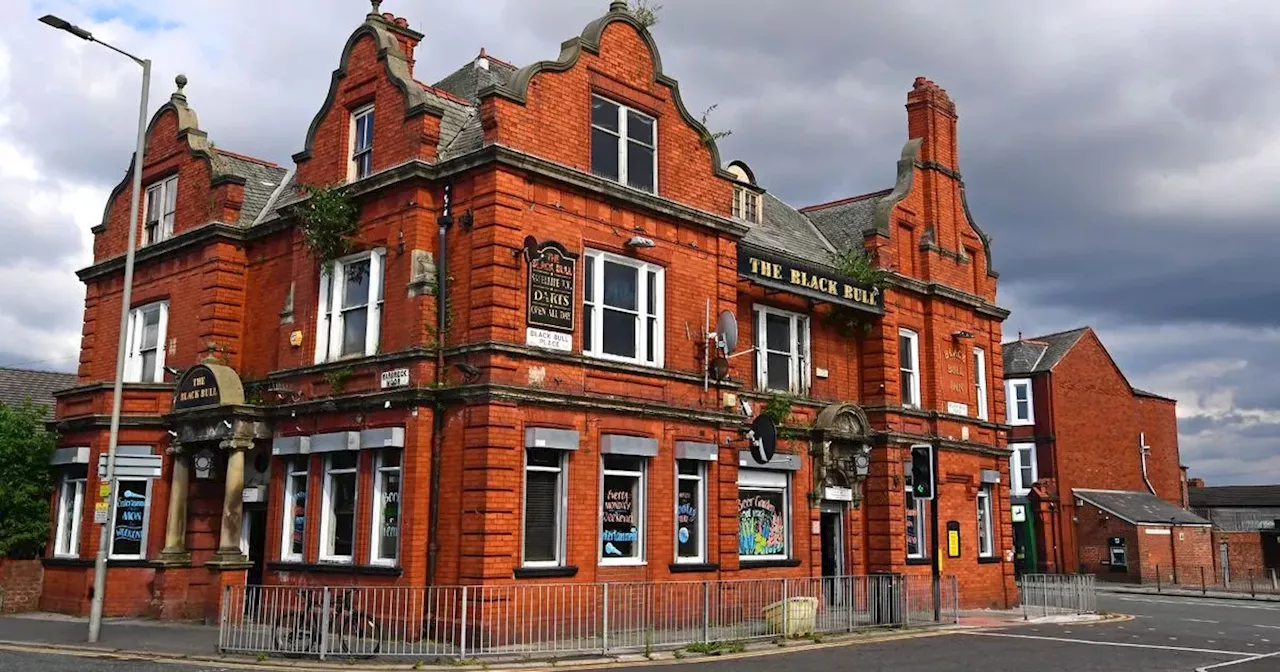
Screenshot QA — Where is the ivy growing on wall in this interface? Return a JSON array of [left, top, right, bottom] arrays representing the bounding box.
[[826, 247, 890, 337], [297, 184, 360, 276], [762, 393, 795, 426]]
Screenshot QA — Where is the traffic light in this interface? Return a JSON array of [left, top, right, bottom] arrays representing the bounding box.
[[910, 444, 935, 500]]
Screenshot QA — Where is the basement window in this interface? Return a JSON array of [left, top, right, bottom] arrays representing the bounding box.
[[591, 95, 656, 193]]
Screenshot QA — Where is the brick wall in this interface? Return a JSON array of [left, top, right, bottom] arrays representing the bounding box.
[[1214, 530, 1266, 579], [0, 559, 43, 613]]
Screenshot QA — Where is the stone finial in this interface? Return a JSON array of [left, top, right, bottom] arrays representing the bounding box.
[[370, 0, 382, 14], [172, 73, 188, 102], [609, 1, 629, 12]]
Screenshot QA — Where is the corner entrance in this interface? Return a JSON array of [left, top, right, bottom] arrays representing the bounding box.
[[820, 502, 847, 606]]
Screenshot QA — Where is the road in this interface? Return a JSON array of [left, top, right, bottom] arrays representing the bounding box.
[[2, 593, 1278, 671]]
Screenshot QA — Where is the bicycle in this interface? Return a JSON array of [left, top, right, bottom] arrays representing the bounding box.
[[273, 587, 382, 658]]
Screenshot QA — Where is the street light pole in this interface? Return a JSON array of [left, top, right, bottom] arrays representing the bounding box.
[[39, 14, 151, 644]]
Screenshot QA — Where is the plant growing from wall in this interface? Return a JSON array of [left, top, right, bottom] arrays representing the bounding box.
[[699, 104, 734, 148], [323, 367, 354, 396], [0, 400, 56, 558], [297, 184, 360, 276], [826, 247, 890, 337], [628, 0, 662, 28], [762, 392, 795, 426]]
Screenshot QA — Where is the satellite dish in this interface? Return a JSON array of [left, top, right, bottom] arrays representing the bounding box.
[[716, 310, 738, 353], [709, 356, 729, 381], [747, 414, 777, 465]]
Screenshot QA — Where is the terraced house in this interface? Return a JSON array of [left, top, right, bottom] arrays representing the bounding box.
[[41, 1, 1017, 622]]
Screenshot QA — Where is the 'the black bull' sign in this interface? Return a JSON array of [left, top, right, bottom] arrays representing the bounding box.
[[526, 241, 577, 332], [738, 247, 884, 313], [172, 361, 245, 412]]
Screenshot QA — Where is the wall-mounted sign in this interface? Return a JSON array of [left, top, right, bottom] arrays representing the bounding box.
[[526, 241, 577, 333], [823, 486, 854, 502], [526, 327, 572, 353], [947, 520, 961, 558], [737, 246, 884, 314], [1011, 504, 1027, 523], [946, 401, 969, 416], [381, 368, 410, 390], [173, 365, 222, 411]]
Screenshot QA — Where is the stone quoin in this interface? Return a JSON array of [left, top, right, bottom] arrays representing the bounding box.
[[41, 1, 1018, 621]]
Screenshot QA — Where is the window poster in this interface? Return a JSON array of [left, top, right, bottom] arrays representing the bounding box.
[[677, 479, 699, 557], [379, 472, 401, 558], [112, 479, 147, 556], [601, 475, 638, 558], [738, 490, 786, 557]]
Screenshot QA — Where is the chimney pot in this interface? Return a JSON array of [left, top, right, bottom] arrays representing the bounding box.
[[396, 17, 408, 27]]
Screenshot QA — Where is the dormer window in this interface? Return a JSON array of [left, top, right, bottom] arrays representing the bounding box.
[[350, 104, 374, 181], [591, 95, 656, 193], [733, 185, 761, 224], [142, 175, 177, 245]]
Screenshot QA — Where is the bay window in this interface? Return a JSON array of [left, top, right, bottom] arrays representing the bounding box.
[[601, 455, 645, 564], [675, 460, 706, 564], [738, 469, 789, 561], [583, 250, 664, 367], [320, 452, 358, 563], [370, 450, 402, 565], [143, 175, 177, 245], [280, 458, 308, 562], [753, 305, 810, 394], [54, 468, 86, 558], [124, 301, 168, 383], [590, 95, 656, 193], [523, 448, 567, 567], [315, 249, 386, 363], [899, 328, 921, 409]]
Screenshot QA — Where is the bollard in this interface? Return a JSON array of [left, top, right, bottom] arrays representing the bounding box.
[[1201, 566, 1206, 595]]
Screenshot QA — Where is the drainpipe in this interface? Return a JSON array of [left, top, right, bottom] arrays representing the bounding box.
[[426, 183, 453, 587], [1139, 431, 1157, 496]]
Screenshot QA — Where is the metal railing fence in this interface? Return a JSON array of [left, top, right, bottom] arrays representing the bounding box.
[[1143, 565, 1280, 596], [1018, 573, 1097, 619], [219, 574, 958, 661]]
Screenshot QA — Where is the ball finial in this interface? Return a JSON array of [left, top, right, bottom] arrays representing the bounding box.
[[175, 74, 188, 92]]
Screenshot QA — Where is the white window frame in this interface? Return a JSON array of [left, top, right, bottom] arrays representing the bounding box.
[[582, 249, 664, 368], [370, 449, 401, 566], [108, 478, 152, 561], [600, 455, 647, 566], [280, 458, 308, 562], [522, 448, 568, 568], [349, 104, 375, 182], [54, 470, 86, 558], [733, 185, 761, 224], [977, 485, 994, 558], [973, 348, 988, 420], [753, 304, 811, 395], [142, 174, 178, 245], [590, 95, 658, 193], [904, 458, 929, 560], [123, 300, 169, 383], [319, 453, 359, 564], [737, 469, 791, 562], [674, 460, 706, 564], [899, 328, 921, 409], [1006, 378, 1033, 425], [1010, 442, 1038, 497], [315, 248, 386, 364]]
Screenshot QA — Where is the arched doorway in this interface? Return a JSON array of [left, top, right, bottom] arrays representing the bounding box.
[[810, 403, 872, 592]]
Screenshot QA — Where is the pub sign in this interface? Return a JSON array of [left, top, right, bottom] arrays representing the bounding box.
[[737, 246, 884, 314], [173, 364, 222, 411]]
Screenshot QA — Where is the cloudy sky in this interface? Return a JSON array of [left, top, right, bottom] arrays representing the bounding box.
[[3, 0, 1277, 484]]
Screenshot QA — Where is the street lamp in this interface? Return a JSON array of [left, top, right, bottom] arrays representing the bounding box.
[[40, 13, 151, 645]]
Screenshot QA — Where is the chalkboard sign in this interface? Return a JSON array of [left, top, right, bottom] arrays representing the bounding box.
[[738, 491, 786, 557], [112, 479, 148, 556], [526, 241, 577, 332], [173, 364, 222, 411], [601, 476, 638, 559]]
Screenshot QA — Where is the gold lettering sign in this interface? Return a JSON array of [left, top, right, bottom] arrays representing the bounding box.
[[173, 365, 223, 411], [738, 249, 884, 314]]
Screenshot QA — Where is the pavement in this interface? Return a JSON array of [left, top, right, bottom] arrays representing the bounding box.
[[1098, 582, 1280, 603], [1, 593, 1278, 671]]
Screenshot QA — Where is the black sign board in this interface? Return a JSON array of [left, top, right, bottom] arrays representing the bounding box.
[[173, 364, 222, 411], [111, 479, 147, 556], [748, 414, 777, 465], [738, 246, 884, 314], [526, 241, 578, 332]]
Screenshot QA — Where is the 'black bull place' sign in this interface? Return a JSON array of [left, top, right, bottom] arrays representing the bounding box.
[[738, 248, 885, 314]]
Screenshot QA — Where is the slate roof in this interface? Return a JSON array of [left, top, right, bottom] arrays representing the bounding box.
[[1002, 327, 1089, 376], [1189, 486, 1280, 509], [0, 367, 77, 421], [1074, 489, 1211, 526], [215, 152, 288, 226], [801, 190, 891, 253], [433, 54, 517, 102], [743, 192, 836, 266]]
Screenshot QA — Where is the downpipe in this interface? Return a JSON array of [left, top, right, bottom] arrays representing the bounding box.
[[1139, 431, 1157, 496], [427, 184, 452, 588]]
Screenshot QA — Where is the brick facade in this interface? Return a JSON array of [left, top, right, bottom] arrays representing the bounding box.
[[0, 559, 43, 614], [42, 2, 1018, 620]]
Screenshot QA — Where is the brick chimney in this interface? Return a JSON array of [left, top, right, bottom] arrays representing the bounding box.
[[368, 1, 423, 76], [906, 76, 959, 172]]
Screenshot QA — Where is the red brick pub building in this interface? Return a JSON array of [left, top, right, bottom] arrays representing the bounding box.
[[42, 2, 1017, 621]]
